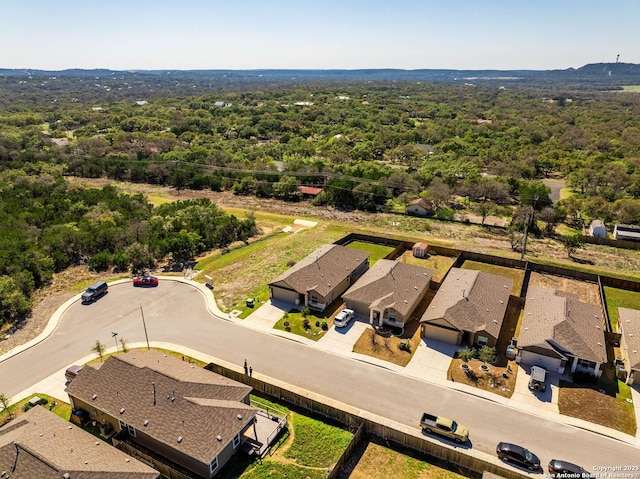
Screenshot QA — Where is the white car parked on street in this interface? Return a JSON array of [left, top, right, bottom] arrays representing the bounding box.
[[334, 309, 355, 328]]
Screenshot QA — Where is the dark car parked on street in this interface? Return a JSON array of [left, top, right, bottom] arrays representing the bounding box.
[[496, 442, 541, 471], [548, 459, 593, 478]]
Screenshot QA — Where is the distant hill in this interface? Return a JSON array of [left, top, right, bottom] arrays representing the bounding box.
[[1, 63, 639, 90]]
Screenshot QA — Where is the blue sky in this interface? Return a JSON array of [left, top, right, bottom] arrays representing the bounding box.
[[2, 0, 638, 71]]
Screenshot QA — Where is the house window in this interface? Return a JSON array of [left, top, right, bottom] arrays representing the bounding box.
[[233, 433, 241, 449], [477, 336, 488, 346], [577, 358, 596, 370], [127, 424, 137, 437], [388, 312, 396, 323], [118, 420, 126, 431], [310, 294, 318, 304], [210, 456, 219, 474]]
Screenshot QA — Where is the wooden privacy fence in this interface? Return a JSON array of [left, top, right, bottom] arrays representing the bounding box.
[[205, 363, 530, 479]]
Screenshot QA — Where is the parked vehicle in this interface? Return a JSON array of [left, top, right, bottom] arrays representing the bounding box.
[[548, 459, 593, 478], [133, 275, 159, 287], [496, 442, 541, 471], [420, 413, 469, 443], [333, 309, 355, 328], [65, 365, 83, 382], [529, 366, 547, 392], [81, 281, 108, 303]]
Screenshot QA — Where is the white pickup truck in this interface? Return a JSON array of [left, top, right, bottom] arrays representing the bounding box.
[[420, 413, 469, 443]]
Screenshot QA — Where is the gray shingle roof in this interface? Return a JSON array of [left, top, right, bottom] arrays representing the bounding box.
[[619, 307, 640, 370], [65, 350, 255, 465], [0, 406, 159, 479], [420, 268, 513, 339], [342, 260, 433, 317], [269, 244, 369, 297], [519, 286, 606, 363]]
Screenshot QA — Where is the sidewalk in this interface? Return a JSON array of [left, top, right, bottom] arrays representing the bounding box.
[[4, 279, 640, 448]]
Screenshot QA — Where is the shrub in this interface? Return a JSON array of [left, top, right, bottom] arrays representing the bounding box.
[[315, 320, 320, 327], [399, 340, 412, 352], [88, 250, 111, 272], [434, 207, 455, 221], [321, 321, 328, 330], [302, 319, 310, 330], [284, 321, 291, 332]]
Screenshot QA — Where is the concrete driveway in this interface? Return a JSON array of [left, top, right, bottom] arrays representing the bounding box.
[[241, 300, 287, 331], [507, 364, 559, 415]]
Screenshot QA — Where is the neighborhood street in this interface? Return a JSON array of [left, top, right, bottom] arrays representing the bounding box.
[[0, 280, 638, 471]]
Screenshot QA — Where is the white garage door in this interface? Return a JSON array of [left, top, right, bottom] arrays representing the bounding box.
[[519, 350, 562, 373], [422, 323, 461, 345]]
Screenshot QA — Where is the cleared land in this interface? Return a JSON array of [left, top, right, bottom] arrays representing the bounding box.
[[528, 271, 601, 305]]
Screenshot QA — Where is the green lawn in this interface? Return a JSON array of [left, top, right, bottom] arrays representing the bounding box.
[[1, 394, 71, 426], [284, 412, 353, 468], [346, 241, 395, 264], [604, 286, 640, 330], [461, 260, 525, 295], [217, 395, 353, 479], [273, 309, 329, 341], [397, 250, 455, 283]]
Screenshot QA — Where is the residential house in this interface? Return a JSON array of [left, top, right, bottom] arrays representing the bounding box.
[[406, 198, 434, 217], [297, 186, 323, 198], [614, 224, 640, 242], [269, 244, 369, 311], [589, 220, 607, 238], [0, 405, 159, 478], [420, 268, 513, 347], [516, 286, 607, 377], [618, 308, 640, 385], [342, 260, 434, 328], [65, 350, 257, 479], [412, 242, 428, 258]]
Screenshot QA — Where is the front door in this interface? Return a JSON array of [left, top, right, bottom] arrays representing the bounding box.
[[373, 311, 380, 326]]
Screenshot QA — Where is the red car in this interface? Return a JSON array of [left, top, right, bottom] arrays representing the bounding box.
[[133, 275, 158, 287]]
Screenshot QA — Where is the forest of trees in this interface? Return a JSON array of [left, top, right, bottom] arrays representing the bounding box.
[[0, 163, 256, 326], [1, 74, 640, 324]]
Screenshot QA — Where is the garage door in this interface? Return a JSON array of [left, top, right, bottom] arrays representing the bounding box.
[[344, 300, 370, 320], [422, 323, 461, 345], [270, 286, 299, 306], [519, 350, 562, 373]]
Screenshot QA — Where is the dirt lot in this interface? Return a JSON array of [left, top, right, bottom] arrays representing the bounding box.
[[528, 272, 601, 305]]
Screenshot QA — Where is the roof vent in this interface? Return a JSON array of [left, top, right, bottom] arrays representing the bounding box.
[[63, 474, 71, 479], [493, 320, 498, 324], [84, 461, 88, 464], [404, 300, 408, 303], [120, 408, 125, 414], [95, 441, 99, 446], [627, 319, 631, 323], [125, 458, 130, 462], [177, 436, 183, 443], [596, 325, 600, 329], [524, 327, 529, 331], [92, 394, 97, 400], [217, 435, 222, 441], [237, 414, 243, 420], [499, 300, 504, 304], [633, 350, 638, 354], [68, 426, 73, 430], [414, 286, 418, 289], [171, 397, 175, 402], [631, 334, 635, 337], [597, 342, 602, 346], [143, 420, 149, 427]]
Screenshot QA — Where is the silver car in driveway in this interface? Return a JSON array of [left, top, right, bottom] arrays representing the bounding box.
[[334, 309, 355, 328]]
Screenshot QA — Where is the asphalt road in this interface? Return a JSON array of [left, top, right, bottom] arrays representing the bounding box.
[[0, 281, 637, 472]]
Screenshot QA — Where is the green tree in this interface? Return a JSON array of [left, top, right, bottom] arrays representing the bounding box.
[[0, 276, 30, 325], [478, 345, 496, 365], [91, 340, 107, 362], [563, 233, 585, 258], [0, 393, 13, 421], [457, 348, 476, 364]]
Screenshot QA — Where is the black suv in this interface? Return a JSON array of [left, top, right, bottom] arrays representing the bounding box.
[[548, 459, 593, 478], [496, 442, 541, 471]]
